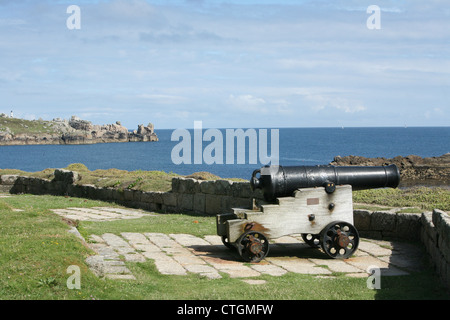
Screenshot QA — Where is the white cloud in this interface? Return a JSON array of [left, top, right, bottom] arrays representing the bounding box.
[[273, 99, 293, 115], [228, 94, 267, 113], [305, 94, 366, 114], [425, 107, 445, 119]]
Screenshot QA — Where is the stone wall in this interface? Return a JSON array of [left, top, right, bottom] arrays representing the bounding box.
[[0, 169, 449, 287], [421, 209, 450, 288], [0, 171, 264, 215], [353, 209, 422, 241], [171, 177, 264, 214]]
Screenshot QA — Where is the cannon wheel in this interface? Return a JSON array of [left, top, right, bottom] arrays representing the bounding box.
[[301, 233, 320, 248], [320, 221, 359, 259], [236, 231, 269, 263], [221, 236, 234, 250]]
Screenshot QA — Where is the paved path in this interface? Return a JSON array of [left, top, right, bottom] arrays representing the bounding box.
[[49, 206, 426, 282], [85, 232, 426, 281]]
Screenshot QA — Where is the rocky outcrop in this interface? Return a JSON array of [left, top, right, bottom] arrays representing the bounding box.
[[129, 123, 157, 142], [0, 116, 158, 145], [330, 153, 450, 182]]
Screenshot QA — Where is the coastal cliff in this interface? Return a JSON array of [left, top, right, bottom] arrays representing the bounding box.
[[0, 116, 158, 145], [330, 153, 450, 183]]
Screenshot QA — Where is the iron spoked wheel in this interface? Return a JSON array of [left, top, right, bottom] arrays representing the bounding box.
[[320, 221, 359, 259], [221, 236, 234, 250], [236, 231, 269, 263], [301, 233, 320, 248]]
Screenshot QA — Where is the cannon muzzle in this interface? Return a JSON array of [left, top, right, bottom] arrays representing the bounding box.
[[251, 164, 401, 201]]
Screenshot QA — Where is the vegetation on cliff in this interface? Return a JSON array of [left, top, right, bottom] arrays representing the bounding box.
[[0, 117, 58, 135], [0, 116, 158, 145], [0, 164, 228, 193]]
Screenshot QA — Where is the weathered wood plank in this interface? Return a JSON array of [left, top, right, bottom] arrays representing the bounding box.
[[226, 185, 354, 243], [216, 213, 237, 236]]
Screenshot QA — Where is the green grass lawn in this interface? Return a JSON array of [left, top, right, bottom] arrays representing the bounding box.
[[1, 194, 449, 300]]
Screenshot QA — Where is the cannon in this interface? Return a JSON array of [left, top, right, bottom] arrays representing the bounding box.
[[216, 164, 400, 262]]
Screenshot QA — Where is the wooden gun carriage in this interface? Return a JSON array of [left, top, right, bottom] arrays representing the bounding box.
[[217, 164, 400, 262]]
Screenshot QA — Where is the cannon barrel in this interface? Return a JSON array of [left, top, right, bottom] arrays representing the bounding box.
[[251, 164, 401, 201]]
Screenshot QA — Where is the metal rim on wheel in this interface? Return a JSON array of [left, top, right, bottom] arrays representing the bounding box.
[[320, 221, 359, 259], [236, 231, 269, 263], [301, 233, 320, 248]]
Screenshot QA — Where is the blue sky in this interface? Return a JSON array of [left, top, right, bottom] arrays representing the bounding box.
[[0, 0, 449, 129]]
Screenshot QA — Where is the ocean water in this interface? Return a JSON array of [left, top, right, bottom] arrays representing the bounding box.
[[0, 127, 449, 180]]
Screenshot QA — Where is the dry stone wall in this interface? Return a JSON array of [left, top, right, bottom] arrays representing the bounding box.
[[353, 209, 422, 241], [1, 171, 264, 215], [421, 209, 450, 288], [0, 169, 449, 287]]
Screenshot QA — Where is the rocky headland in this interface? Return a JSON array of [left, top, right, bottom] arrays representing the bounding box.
[[330, 153, 450, 186], [0, 116, 158, 145]]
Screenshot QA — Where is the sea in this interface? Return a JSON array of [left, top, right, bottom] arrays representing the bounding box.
[[0, 127, 449, 181]]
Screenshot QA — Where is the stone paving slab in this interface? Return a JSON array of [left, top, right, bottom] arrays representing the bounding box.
[[378, 254, 425, 272], [85, 247, 136, 280], [204, 235, 223, 245], [309, 258, 362, 274], [51, 206, 149, 221], [358, 241, 393, 256], [84, 232, 426, 281], [250, 264, 288, 276], [267, 257, 332, 275]]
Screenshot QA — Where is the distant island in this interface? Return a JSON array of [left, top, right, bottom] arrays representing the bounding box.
[[0, 114, 158, 145]]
